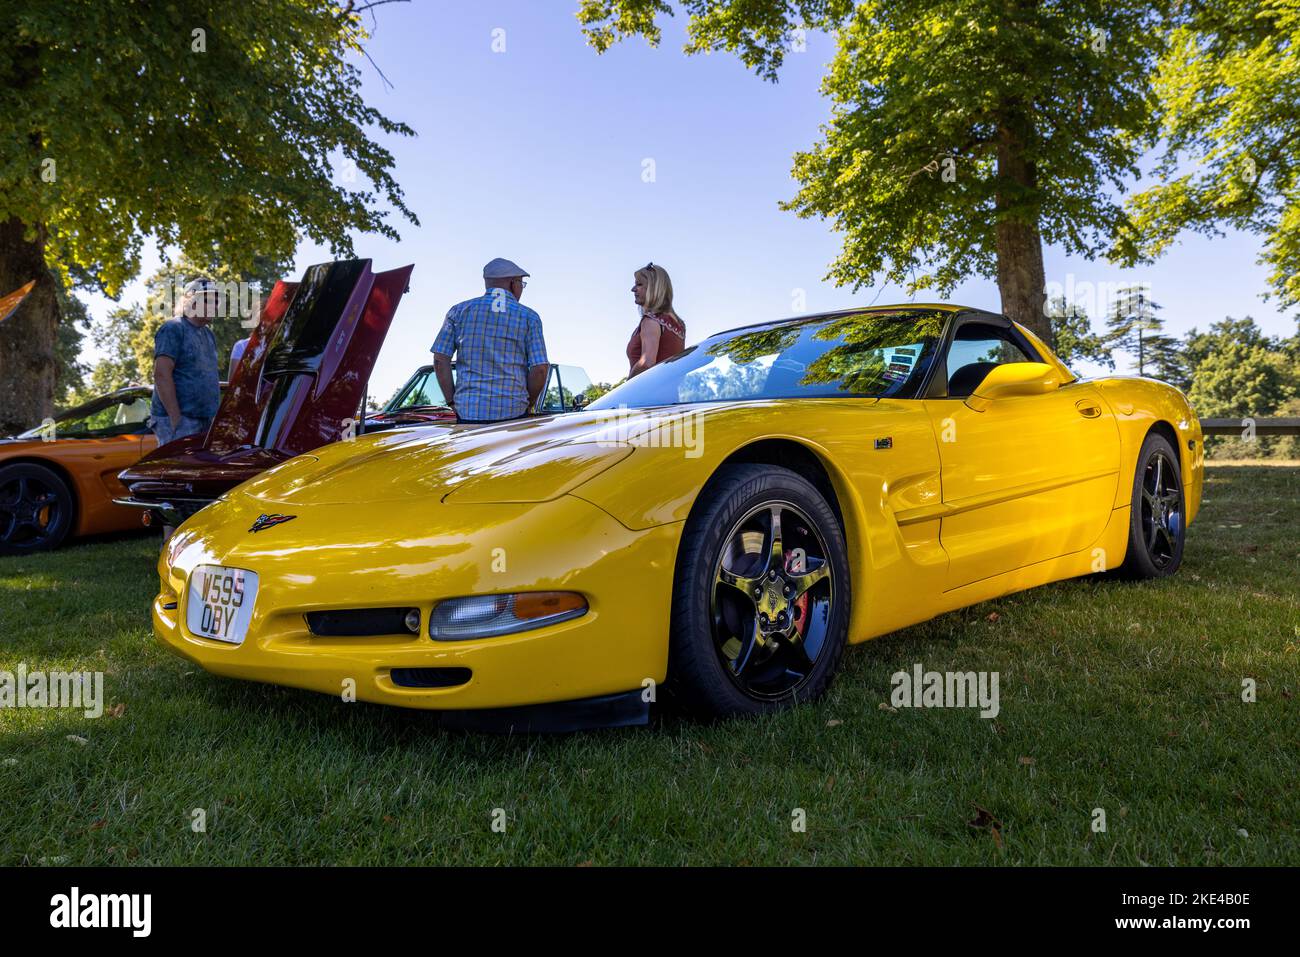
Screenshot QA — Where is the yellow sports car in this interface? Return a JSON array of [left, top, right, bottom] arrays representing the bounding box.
[[153, 305, 1202, 729]]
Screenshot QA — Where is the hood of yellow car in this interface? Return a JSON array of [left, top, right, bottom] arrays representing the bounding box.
[[232, 404, 741, 507]]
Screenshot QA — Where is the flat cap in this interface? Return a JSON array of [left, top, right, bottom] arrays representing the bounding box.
[[483, 257, 529, 280]]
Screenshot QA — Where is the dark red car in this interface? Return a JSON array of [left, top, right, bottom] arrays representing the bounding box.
[[118, 258, 412, 526]]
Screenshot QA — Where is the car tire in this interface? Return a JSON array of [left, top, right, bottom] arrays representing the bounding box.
[[1117, 432, 1186, 579], [668, 463, 850, 719], [0, 462, 76, 556]]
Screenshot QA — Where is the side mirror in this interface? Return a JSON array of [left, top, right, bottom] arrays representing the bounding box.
[[965, 362, 1059, 412]]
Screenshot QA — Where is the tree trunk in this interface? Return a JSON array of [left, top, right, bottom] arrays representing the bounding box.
[[994, 123, 1051, 344], [0, 218, 60, 435]]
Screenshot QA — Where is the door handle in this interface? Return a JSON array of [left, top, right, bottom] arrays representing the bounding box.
[[1075, 401, 1102, 419]]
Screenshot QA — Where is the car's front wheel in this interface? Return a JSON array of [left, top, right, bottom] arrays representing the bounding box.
[[0, 462, 76, 556], [669, 464, 850, 719]]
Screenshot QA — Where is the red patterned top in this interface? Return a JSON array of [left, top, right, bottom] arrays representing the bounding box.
[[626, 312, 686, 375]]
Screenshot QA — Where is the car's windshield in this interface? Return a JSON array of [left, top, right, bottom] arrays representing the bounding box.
[[557, 364, 593, 404], [384, 368, 450, 411], [540, 364, 595, 413], [588, 309, 948, 410], [15, 391, 152, 439]]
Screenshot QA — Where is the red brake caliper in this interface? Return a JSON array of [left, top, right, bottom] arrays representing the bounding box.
[[785, 546, 810, 638]]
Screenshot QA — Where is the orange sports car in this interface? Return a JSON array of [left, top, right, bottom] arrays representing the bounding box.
[[0, 386, 158, 555]]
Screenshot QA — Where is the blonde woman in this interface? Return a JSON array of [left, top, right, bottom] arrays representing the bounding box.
[[627, 262, 686, 377]]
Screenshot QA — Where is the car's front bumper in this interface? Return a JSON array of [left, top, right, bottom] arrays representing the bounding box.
[[154, 493, 681, 712]]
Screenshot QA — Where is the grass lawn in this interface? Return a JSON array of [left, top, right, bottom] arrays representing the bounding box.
[[1, 463, 1296, 866]]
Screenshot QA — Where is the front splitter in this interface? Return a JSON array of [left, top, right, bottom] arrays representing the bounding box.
[[437, 689, 650, 734]]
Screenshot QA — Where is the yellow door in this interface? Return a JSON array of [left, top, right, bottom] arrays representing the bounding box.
[[922, 321, 1121, 589]]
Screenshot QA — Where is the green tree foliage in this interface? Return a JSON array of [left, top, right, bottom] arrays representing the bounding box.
[[1118, 0, 1300, 313], [53, 280, 90, 402], [1183, 317, 1296, 419], [577, 1, 1168, 341], [1273, 397, 1300, 460], [1188, 342, 1291, 419], [1045, 297, 1113, 370], [582, 381, 620, 403], [0, 1, 417, 433], [1183, 316, 1272, 380], [83, 304, 146, 401], [1181, 316, 1298, 460]]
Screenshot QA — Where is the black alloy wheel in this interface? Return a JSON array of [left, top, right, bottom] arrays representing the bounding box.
[[670, 463, 850, 718], [0, 463, 75, 556], [1119, 433, 1186, 579]]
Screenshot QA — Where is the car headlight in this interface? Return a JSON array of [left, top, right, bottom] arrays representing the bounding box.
[[428, 592, 587, 640]]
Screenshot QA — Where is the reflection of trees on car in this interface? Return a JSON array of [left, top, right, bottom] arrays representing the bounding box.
[[706, 328, 801, 365], [400, 383, 445, 409], [802, 311, 946, 393], [692, 310, 947, 399], [581, 380, 620, 404], [684, 329, 800, 402]]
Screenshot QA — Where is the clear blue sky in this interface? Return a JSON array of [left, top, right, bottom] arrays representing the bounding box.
[[81, 0, 1296, 397]]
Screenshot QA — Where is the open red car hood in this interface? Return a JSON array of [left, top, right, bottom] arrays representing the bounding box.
[[120, 259, 412, 502]]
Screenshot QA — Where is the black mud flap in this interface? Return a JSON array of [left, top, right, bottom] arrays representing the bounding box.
[[439, 689, 650, 734]]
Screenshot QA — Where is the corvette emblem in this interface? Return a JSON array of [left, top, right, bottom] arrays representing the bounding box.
[[249, 513, 297, 533]]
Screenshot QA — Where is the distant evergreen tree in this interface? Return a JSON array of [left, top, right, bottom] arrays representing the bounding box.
[[1105, 285, 1182, 381]]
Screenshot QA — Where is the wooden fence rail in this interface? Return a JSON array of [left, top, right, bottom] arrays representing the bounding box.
[[1199, 418, 1300, 437]]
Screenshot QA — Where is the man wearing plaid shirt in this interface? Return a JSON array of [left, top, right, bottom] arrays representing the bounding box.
[[432, 258, 550, 423]]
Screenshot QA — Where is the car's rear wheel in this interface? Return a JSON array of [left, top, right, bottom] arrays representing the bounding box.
[[668, 464, 850, 718], [1118, 433, 1185, 579], [0, 463, 75, 556]]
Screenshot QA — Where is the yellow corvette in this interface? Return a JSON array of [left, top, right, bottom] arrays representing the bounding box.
[[153, 305, 1202, 728]]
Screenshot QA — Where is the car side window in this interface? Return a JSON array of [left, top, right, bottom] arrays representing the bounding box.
[[945, 324, 1033, 398]]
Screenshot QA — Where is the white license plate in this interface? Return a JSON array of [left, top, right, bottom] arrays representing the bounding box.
[[186, 565, 259, 645]]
